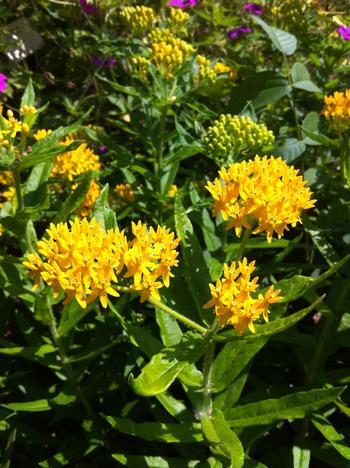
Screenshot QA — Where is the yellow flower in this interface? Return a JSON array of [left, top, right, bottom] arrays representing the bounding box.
[[203, 258, 282, 335], [51, 142, 100, 181], [148, 28, 176, 44], [214, 62, 238, 80], [168, 184, 178, 198], [206, 156, 315, 242], [120, 6, 156, 35], [20, 105, 37, 115], [0, 107, 22, 141], [23, 218, 128, 309], [0, 171, 15, 208], [115, 183, 135, 202], [75, 179, 101, 217], [124, 221, 180, 302], [0, 224, 4, 236], [322, 89, 350, 120], [169, 8, 189, 26], [34, 129, 52, 141], [195, 55, 216, 84]]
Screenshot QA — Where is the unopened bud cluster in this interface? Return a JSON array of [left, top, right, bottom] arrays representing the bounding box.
[[151, 38, 194, 79], [203, 114, 275, 158], [195, 55, 216, 84], [120, 6, 156, 35]]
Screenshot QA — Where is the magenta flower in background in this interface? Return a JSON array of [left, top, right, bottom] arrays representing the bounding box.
[[92, 55, 117, 68], [168, 0, 197, 8], [337, 26, 350, 41], [80, 0, 98, 14], [243, 3, 263, 15], [227, 26, 252, 40], [0, 73, 8, 93], [99, 145, 107, 153]]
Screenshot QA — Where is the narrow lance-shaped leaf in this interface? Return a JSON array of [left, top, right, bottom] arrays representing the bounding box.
[[311, 414, 350, 461]]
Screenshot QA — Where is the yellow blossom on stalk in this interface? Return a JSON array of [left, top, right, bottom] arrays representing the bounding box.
[[124, 221, 180, 302], [75, 179, 101, 217], [214, 62, 238, 80], [206, 156, 315, 243], [23, 218, 128, 309], [168, 184, 177, 197], [322, 89, 350, 120], [20, 105, 37, 115], [0, 171, 15, 208], [203, 114, 275, 161], [115, 183, 134, 202], [169, 8, 189, 26], [151, 38, 194, 79], [131, 56, 151, 79], [51, 141, 100, 181], [195, 55, 216, 84], [203, 258, 282, 335], [148, 28, 176, 44], [120, 6, 156, 35], [0, 106, 22, 142], [34, 129, 52, 141]]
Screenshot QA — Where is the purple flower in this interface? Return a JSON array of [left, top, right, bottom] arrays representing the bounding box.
[[227, 26, 252, 40], [99, 145, 107, 153], [337, 26, 350, 41], [243, 3, 263, 15], [168, 0, 197, 8], [92, 55, 117, 68], [80, 0, 98, 14], [0, 73, 7, 93]]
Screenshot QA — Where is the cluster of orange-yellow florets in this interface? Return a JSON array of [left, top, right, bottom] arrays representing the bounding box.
[[23, 218, 180, 309], [206, 156, 315, 243], [203, 258, 282, 335], [51, 138, 100, 180], [322, 89, 350, 120], [115, 183, 135, 202], [75, 180, 101, 217], [0, 106, 25, 146], [0, 171, 15, 208]]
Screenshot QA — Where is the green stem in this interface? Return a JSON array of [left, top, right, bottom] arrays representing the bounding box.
[[283, 54, 302, 141], [46, 294, 94, 418], [156, 106, 167, 184], [236, 228, 251, 261], [12, 168, 24, 213], [340, 133, 350, 186], [114, 285, 208, 334]]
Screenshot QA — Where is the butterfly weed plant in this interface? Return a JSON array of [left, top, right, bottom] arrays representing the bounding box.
[[0, 0, 350, 467]]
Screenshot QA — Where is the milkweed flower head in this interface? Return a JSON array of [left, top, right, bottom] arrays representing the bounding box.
[[24, 219, 180, 308], [337, 26, 350, 41], [203, 258, 282, 335], [322, 89, 350, 129], [124, 222, 180, 302], [213, 62, 238, 80], [151, 37, 194, 79], [206, 156, 315, 243], [120, 6, 157, 35], [0, 74, 7, 93], [243, 3, 263, 15], [115, 183, 135, 203], [203, 114, 275, 163], [0, 171, 15, 208], [148, 28, 176, 44], [51, 140, 101, 180], [195, 55, 216, 84], [168, 8, 190, 27], [23, 218, 128, 309]]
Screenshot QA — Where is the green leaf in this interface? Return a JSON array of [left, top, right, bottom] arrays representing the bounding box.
[[253, 16, 297, 55], [20, 79, 36, 108], [292, 80, 321, 93], [174, 195, 211, 324], [130, 332, 205, 396], [160, 161, 179, 196], [103, 415, 203, 443], [274, 138, 306, 163], [302, 214, 340, 266], [300, 128, 338, 148], [2, 399, 51, 412], [229, 71, 290, 113], [211, 338, 268, 393], [58, 300, 88, 337], [311, 415, 350, 461], [91, 183, 117, 231], [112, 453, 205, 467], [156, 309, 183, 347], [291, 63, 321, 93], [293, 446, 310, 468], [302, 112, 321, 145], [98, 76, 141, 97], [226, 387, 345, 427], [202, 409, 244, 468], [164, 145, 203, 167], [53, 173, 93, 223]]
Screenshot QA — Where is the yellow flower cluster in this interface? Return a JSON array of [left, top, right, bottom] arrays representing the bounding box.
[[148, 28, 175, 44], [206, 156, 315, 242], [0, 171, 15, 208], [115, 183, 135, 202], [124, 221, 180, 302], [204, 258, 282, 335], [0, 106, 24, 146], [131, 56, 150, 80], [151, 37, 194, 79], [23, 218, 180, 308], [168, 184, 178, 198], [0, 224, 4, 236], [196, 55, 216, 84], [203, 115, 275, 160], [169, 8, 189, 26], [120, 6, 156, 35], [214, 62, 238, 80], [75, 179, 101, 217], [268, 0, 317, 32], [322, 89, 350, 120], [20, 105, 37, 116], [51, 139, 101, 181]]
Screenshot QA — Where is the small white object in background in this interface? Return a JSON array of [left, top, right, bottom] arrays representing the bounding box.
[[4, 17, 44, 61]]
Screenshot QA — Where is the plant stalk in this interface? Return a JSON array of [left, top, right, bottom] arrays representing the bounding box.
[[12, 167, 24, 213], [237, 228, 251, 261]]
